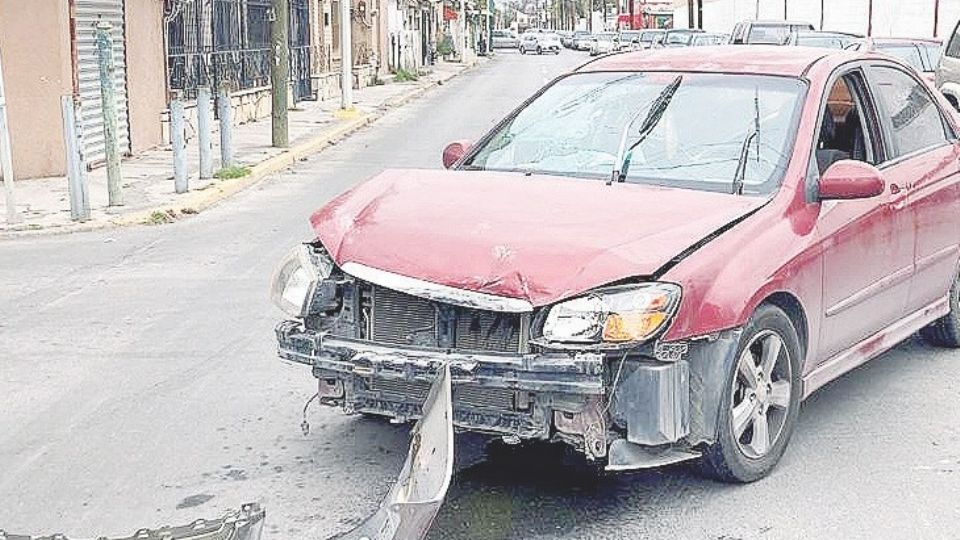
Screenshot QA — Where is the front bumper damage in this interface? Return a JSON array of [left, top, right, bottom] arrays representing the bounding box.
[[277, 320, 743, 470]]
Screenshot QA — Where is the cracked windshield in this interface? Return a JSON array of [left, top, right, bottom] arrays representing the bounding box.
[[2, 1, 960, 539]]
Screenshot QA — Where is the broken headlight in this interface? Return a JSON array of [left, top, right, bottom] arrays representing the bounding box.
[[541, 283, 681, 345], [270, 244, 333, 318]]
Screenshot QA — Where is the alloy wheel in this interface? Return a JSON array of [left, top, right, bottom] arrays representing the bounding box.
[[731, 329, 793, 459]]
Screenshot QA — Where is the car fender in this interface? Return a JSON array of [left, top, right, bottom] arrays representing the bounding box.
[[660, 198, 823, 371], [939, 81, 960, 112]]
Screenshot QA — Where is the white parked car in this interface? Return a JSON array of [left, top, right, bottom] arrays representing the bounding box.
[[520, 32, 562, 54], [589, 33, 618, 56]]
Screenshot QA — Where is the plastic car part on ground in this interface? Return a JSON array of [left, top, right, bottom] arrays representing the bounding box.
[[334, 363, 454, 540], [0, 503, 265, 540]]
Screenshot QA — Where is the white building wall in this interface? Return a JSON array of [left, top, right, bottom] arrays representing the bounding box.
[[674, 0, 960, 39]]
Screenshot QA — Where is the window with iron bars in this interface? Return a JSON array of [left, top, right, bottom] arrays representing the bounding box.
[[165, 0, 313, 101]]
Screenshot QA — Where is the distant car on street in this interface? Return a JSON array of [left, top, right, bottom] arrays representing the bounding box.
[[661, 28, 704, 48], [849, 37, 942, 84], [730, 20, 815, 45], [589, 32, 619, 55], [557, 30, 574, 48], [938, 20, 960, 109], [520, 32, 562, 54], [785, 30, 860, 49], [618, 30, 643, 50], [689, 32, 729, 46], [492, 30, 519, 49], [572, 30, 593, 50], [636, 29, 667, 49], [275, 45, 960, 484]]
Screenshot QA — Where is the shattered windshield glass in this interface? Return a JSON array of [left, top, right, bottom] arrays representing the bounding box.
[[463, 71, 806, 195]]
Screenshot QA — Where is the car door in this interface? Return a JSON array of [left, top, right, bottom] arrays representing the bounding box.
[[815, 68, 915, 362], [866, 64, 960, 314]]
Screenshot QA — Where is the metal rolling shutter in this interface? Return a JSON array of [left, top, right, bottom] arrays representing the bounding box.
[[75, 0, 131, 166]]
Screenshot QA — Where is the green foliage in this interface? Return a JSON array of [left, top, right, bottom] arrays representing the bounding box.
[[394, 67, 419, 82], [436, 34, 455, 56], [215, 165, 251, 179]]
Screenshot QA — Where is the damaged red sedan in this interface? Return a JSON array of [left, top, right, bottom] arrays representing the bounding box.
[[273, 47, 960, 482]]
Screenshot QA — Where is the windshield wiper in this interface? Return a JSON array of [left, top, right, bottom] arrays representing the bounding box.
[[609, 75, 683, 185], [731, 89, 761, 195]]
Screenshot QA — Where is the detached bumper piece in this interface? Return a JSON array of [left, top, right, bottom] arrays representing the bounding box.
[[335, 364, 454, 540], [1, 503, 265, 540]]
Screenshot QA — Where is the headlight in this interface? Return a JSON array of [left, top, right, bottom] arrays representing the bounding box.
[[270, 244, 333, 318], [541, 283, 681, 345]]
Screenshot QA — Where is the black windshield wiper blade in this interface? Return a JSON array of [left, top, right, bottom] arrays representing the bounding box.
[[610, 75, 683, 185], [731, 89, 761, 195]]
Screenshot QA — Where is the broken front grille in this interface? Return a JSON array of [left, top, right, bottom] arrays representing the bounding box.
[[360, 283, 529, 354], [369, 378, 516, 410]]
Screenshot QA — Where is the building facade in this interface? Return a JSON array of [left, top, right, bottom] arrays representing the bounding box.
[[0, 0, 166, 179]]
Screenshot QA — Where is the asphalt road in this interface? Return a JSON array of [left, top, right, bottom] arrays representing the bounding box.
[[2, 50, 960, 540]]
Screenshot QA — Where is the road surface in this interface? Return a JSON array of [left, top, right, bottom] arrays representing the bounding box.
[[1, 50, 959, 540]]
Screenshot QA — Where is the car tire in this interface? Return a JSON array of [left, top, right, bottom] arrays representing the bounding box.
[[699, 304, 803, 483], [520, 48, 525, 55], [920, 271, 960, 347], [537, 47, 542, 55]]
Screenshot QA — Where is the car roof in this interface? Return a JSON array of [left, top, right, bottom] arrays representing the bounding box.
[[747, 20, 814, 26], [870, 36, 942, 45], [576, 45, 857, 78]]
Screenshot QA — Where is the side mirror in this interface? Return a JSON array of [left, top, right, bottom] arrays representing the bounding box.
[[442, 140, 472, 169], [818, 160, 886, 200]]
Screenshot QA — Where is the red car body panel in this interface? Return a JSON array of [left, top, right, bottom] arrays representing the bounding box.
[[311, 169, 766, 306], [311, 47, 960, 392]]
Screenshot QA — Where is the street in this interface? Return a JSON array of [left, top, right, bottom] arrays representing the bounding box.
[[2, 50, 960, 540]]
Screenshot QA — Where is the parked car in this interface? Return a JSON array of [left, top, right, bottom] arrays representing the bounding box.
[[849, 37, 942, 84], [689, 33, 728, 46], [572, 30, 593, 50], [273, 45, 960, 482], [636, 29, 667, 49], [730, 20, 815, 45], [618, 30, 643, 50], [589, 32, 619, 55], [492, 29, 520, 49], [558, 30, 574, 48], [785, 30, 860, 49], [661, 28, 704, 48], [520, 32, 562, 54], [938, 20, 960, 109]]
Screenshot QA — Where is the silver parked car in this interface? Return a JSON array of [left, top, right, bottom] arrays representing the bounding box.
[[492, 29, 519, 49], [520, 32, 562, 54]]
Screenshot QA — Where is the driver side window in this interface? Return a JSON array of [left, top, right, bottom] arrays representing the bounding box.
[[815, 71, 878, 174]]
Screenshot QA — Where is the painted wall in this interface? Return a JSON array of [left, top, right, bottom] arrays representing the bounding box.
[[673, 0, 960, 38], [0, 0, 72, 179], [125, 0, 166, 154]]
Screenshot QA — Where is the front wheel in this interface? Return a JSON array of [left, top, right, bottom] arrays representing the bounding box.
[[520, 48, 526, 55], [699, 304, 802, 483], [920, 271, 960, 347]]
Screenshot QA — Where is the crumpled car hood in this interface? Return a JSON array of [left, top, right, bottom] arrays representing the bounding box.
[[311, 169, 765, 307]]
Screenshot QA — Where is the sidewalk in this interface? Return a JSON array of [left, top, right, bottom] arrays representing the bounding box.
[[0, 58, 486, 237]]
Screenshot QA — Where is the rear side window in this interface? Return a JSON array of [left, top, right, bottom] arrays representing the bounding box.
[[870, 66, 950, 159], [878, 44, 925, 72]]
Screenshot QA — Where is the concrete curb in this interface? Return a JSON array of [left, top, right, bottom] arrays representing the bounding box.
[[0, 59, 486, 240]]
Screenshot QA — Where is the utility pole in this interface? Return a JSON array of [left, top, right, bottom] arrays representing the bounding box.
[[271, 0, 290, 147], [340, 0, 353, 108], [0, 44, 20, 224], [487, 0, 493, 53], [820, 0, 824, 30], [867, 0, 873, 36], [460, 0, 467, 59], [96, 21, 122, 206], [934, 0, 941, 37], [687, 0, 694, 29]]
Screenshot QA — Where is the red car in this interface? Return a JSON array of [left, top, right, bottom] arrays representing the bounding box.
[[272, 46, 960, 482]]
